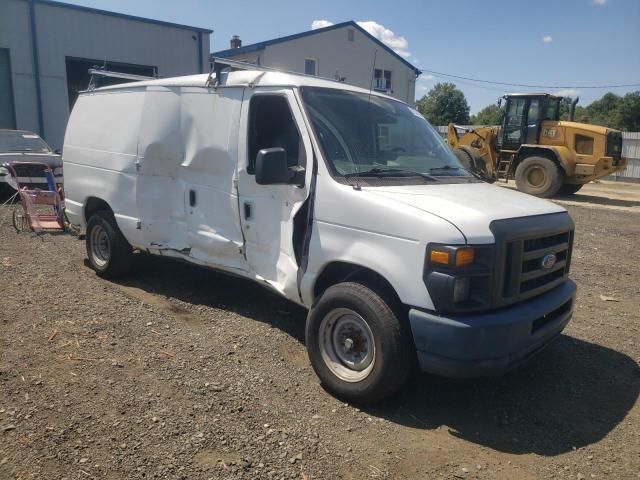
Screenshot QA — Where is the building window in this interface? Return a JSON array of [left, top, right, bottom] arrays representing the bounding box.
[[348, 29, 354, 42], [374, 69, 392, 92], [304, 58, 317, 76], [378, 125, 390, 150]]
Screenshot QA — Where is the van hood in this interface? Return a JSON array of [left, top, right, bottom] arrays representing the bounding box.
[[362, 183, 566, 243]]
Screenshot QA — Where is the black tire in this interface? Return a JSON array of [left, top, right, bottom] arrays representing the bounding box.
[[514, 156, 564, 198], [558, 183, 584, 195], [85, 210, 133, 279], [12, 207, 27, 232], [453, 148, 475, 172], [306, 282, 415, 404], [453, 148, 493, 182]]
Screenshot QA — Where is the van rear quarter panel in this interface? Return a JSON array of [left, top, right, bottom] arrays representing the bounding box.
[[63, 89, 145, 244]]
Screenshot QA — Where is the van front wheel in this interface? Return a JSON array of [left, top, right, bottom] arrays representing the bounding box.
[[306, 282, 415, 404], [86, 211, 132, 278]]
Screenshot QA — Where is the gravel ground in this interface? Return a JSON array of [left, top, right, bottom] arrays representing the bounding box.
[[1, 184, 639, 480]]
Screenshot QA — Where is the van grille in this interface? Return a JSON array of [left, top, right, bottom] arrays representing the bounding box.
[[503, 230, 573, 300], [490, 213, 574, 309]]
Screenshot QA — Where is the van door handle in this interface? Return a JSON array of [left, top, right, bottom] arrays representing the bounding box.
[[243, 202, 252, 220]]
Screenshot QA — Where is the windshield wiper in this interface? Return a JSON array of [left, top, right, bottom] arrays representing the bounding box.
[[430, 164, 483, 181], [345, 167, 438, 181], [430, 165, 473, 175], [430, 165, 466, 172]]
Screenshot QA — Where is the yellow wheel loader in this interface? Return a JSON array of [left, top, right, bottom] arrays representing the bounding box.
[[447, 93, 628, 197]]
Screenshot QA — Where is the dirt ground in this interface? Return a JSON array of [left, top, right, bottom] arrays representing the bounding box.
[[0, 181, 639, 480], [502, 179, 640, 214]]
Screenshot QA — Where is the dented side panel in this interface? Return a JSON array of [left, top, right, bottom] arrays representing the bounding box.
[[136, 86, 247, 271]]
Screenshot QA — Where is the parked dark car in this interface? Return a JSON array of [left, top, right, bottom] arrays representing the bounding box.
[[0, 129, 62, 191]]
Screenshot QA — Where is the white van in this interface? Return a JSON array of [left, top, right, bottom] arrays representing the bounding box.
[[63, 64, 576, 403]]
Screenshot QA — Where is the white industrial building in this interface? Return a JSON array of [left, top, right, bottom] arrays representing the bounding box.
[[212, 21, 421, 105], [0, 0, 212, 148]]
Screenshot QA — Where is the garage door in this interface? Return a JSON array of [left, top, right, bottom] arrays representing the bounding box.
[[0, 48, 16, 129]]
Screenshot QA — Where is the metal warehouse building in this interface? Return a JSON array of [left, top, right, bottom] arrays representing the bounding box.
[[0, 0, 212, 148]]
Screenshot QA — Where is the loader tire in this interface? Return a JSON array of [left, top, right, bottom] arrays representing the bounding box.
[[558, 183, 584, 195], [514, 156, 564, 198], [453, 148, 477, 172], [453, 148, 492, 182], [86, 210, 133, 279]]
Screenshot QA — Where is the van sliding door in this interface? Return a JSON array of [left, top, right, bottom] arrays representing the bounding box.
[[136, 86, 246, 273]]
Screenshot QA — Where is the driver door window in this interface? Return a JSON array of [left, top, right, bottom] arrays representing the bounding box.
[[526, 99, 541, 144], [504, 98, 526, 146], [248, 95, 304, 173]]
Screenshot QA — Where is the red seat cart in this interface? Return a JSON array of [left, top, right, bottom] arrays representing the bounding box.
[[5, 161, 66, 233]]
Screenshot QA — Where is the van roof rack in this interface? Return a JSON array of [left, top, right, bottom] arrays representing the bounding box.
[[87, 67, 159, 90], [207, 57, 342, 87], [207, 58, 277, 87]]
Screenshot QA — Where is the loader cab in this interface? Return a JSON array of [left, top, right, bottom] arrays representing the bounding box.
[[500, 94, 560, 150]]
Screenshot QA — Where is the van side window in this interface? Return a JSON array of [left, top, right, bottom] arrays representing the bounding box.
[[248, 95, 303, 174]]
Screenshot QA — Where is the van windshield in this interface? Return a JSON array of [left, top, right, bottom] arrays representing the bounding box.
[[301, 87, 473, 181]]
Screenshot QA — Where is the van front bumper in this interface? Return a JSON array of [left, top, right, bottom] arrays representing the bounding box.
[[409, 280, 576, 378]]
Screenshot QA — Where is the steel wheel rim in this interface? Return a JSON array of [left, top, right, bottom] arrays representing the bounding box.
[[319, 308, 376, 383], [527, 165, 546, 187], [89, 224, 110, 268], [12, 208, 26, 232]]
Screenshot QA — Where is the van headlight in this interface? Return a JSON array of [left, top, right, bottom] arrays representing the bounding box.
[[429, 246, 475, 268], [424, 244, 493, 313], [0, 166, 7, 176]]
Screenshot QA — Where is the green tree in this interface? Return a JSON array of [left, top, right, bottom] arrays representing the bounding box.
[[573, 105, 588, 122], [617, 91, 640, 131], [559, 97, 575, 120], [583, 92, 622, 128], [557, 92, 640, 131], [416, 82, 470, 125], [469, 104, 502, 125]]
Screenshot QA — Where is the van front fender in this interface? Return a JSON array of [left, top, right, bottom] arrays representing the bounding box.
[[300, 220, 438, 311]]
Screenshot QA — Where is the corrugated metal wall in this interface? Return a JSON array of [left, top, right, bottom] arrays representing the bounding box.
[[0, 0, 211, 148], [436, 126, 640, 181], [611, 133, 640, 181]]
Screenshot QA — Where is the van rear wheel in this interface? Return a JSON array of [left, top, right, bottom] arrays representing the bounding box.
[[86, 210, 133, 278], [306, 282, 415, 404], [515, 156, 564, 198]]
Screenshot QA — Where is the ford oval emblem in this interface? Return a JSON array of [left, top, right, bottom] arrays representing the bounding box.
[[541, 252, 557, 270]]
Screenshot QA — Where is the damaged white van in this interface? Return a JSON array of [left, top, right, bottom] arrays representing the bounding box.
[[63, 63, 576, 403]]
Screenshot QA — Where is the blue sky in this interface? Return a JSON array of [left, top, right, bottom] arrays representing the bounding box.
[[63, 0, 640, 113]]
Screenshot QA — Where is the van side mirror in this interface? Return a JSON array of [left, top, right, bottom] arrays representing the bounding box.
[[255, 148, 304, 186]]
